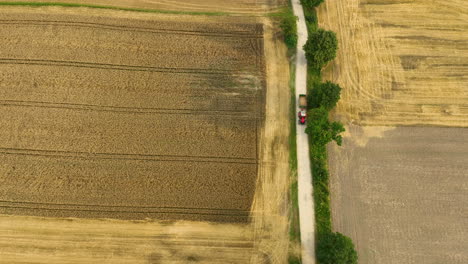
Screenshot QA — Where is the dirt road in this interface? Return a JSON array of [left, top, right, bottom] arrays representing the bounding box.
[[291, 0, 316, 263]]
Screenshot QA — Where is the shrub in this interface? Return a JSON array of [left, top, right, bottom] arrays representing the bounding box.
[[308, 81, 341, 110], [301, 0, 325, 8], [303, 29, 338, 70], [317, 232, 358, 264], [288, 255, 301, 264], [280, 11, 298, 50], [305, 107, 345, 146]]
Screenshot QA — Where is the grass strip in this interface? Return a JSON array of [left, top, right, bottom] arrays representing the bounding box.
[[0, 1, 228, 16], [288, 61, 302, 264], [276, 3, 301, 263]]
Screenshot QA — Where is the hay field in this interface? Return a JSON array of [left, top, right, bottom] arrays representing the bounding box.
[[0, 8, 265, 221], [318, 0, 468, 127], [0, 0, 287, 13], [328, 126, 468, 264]]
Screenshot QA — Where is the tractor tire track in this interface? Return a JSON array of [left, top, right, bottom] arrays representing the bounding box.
[[0, 58, 244, 76], [0, 205, 250, 219], [0, 200, 250, 213], [0, 148, 257, 164], [0, 99, 256, 117], [0, 19, 263, 39], [0, 201, 250, 217]]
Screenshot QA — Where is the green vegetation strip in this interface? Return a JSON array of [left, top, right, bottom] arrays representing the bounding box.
[[0, 1, 228, 16], [277, 7, 298, 51], [288, 62, 301, 264], [276, 3, 301, 263], [301, 0, 358, 263], [302, 1, 329, 235]]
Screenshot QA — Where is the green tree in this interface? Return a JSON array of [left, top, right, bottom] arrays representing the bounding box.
[[301, 0, 325, 8], [303, 29, 338, 70], [280, 11, 298, 50], [305, 107, 345, 146], [317, 232, 358, 264], [308, 81, 341, 110]]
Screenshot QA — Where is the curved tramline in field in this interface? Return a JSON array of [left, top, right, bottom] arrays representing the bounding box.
[[319, 0, 468, 127]]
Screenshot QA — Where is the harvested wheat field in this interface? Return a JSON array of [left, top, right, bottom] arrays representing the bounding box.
[[319, 0, 468, 127], [0, 5, 291, 264], [320, 0, 468, 263], [0, 0, 287, 14]]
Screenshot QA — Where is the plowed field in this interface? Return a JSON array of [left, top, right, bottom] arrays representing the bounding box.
[[328, 126, 468, 264], [0, 9, 265, 221], [319, 0, 468, 127]]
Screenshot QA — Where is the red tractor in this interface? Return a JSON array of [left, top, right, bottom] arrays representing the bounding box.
[[298, 94, 307, 125], [298, 110, 307, 124]]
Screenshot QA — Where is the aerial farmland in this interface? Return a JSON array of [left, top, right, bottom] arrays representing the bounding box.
[[319, 0, 468, 263], [0, 1, 291, 263], [1, 0, 465, 263]]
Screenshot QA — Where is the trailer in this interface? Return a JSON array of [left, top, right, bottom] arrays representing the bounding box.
[[298, 94, 307, 124]]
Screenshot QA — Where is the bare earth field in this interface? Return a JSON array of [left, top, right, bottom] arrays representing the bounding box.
[[328, 126, 468, 264], [319, 0, 468, 127], [0, 0, 287, 14], [0, 5, 291, 264]]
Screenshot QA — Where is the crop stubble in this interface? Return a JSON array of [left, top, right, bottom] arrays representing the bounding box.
[[318, 0, 468, 127], [0, 10, 266, 221], [320, 1, 468, 263]]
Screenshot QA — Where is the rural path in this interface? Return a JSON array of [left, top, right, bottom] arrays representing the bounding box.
[[291, 0, 316, 264]]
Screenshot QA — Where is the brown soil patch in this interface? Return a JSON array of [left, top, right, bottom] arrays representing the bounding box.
[[328, 125, 468, 264], [1, 0, 287, 14], [0, 8, 264, 221], [318, 0, 468, 127]]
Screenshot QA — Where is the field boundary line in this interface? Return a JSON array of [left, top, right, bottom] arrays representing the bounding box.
[[0, 1, 230, 16], [0, 19, 263, 38], [0, 147, 257, 164], [0, 58, 252, 76], [0, 1, 286, 16], [0, 99, 257, 117], [0, 200, 250, 214], [0, 205, 250, 218]]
